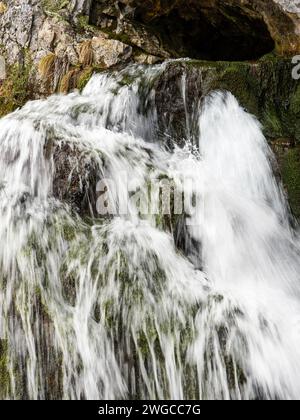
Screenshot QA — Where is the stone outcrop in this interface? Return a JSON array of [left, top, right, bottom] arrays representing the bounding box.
[[0, 1, 299, 89], [153, 59, 299, 144], [88, 0, 300, 60], [0, 1, 137, 99]]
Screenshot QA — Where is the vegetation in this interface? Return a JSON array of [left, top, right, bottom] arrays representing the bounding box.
[[42, 0, 70, 16], [79, 40, 94, 67], [77, 66, 94, 91], [0, 2, 7, 14], [38, 53, 56, 79], [59, 68, 80, 93], [77, 15, 98, 34], [281, 147, 300, 219], [0, 53, 33, 117], [0, 340, 9, 399]]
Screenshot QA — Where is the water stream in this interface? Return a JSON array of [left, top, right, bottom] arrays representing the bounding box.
[[0, 63, 300, 400]]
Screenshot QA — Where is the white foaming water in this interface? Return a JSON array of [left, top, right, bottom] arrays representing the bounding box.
[[0, 64, 299, 400]]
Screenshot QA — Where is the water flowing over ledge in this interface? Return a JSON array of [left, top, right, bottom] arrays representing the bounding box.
[[0, 63, 300, 400]]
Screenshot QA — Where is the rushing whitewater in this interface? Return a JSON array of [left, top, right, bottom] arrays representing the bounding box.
[[0, 63, 300, 400]]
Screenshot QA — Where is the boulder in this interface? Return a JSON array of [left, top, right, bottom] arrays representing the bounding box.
[[91, 35, 133, 68]]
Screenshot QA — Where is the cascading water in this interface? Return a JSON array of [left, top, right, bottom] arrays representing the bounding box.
[[0, 62, 300, 400]]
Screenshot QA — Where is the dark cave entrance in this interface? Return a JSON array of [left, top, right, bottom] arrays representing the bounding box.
[[89, 1, 275, 61], [135, 7, 275, 61]]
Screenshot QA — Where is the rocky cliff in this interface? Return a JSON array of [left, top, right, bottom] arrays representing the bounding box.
[[0, 1, 299, 96]]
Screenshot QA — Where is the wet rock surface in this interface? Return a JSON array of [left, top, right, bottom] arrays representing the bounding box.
[[52, 143, 99, 217], [154, 59, 299, 145]]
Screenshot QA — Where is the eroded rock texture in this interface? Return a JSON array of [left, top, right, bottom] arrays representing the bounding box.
[[89, 0, 300, 59], [0, 1, 299, 79]]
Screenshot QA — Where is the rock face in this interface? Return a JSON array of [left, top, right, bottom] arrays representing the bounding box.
[[0, 1, 299, 82], [89, 0, 300, 60], [0, 1, 137, 99], [153, 59, 299, 144], [275, 0, 300, 14]]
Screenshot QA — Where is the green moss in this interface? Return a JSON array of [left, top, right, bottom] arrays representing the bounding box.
[[288, 85, 300, 141], [77, 67, 94, 92], [42, 0, 70, 16], [0, 339, 10, 399], [102, 299, 115, 329], [54, 218, 77, 242], [281, 147, 300, 218], [219, 66, 259, 115], [184, 58, 299, 143], [77, 15, 98, 34], [290, 85, 300, 115], [0, 52, 33, 117], [136, 317, 163, 360], [61, 270, 77, 307], [258, 50, 279, 62], [22, 233, 47, 268], [183, 59, 260, 116], [263, 105, 286, 139]]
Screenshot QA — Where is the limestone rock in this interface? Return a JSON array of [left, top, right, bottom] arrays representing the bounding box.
[[0, 0, 36, 63], [68, 0, 92, 17], [275, 0, 300, 14], [105, 0, 300, 59], [91, 35, 132, 68], [133, 53, 161, 65], [89, 2, 170, 59], [0, 0, 299, 108]]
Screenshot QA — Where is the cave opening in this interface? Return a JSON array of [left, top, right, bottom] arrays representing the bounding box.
[[89, 1, 275, 61], [135, 7, 275, 61]]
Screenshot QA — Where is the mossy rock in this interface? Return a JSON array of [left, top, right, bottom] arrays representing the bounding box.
[[0, 54, 33, 118], [287, 84, 300, 142], [0, 339, 9, 399], [42, 0, 70, 16], [208, 62, 260, 116], [154, 58, 298, 144], [281, 146, 300, 219]]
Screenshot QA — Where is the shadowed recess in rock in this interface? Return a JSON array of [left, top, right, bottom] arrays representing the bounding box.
[[134, 3, 275, 61], [89, 0, 276, 61]]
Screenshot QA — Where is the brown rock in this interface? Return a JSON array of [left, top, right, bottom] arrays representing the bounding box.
[[91, 35, 133, 68]]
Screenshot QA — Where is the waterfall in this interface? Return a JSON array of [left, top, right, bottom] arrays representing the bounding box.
[[0, 63, 300, 400]]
